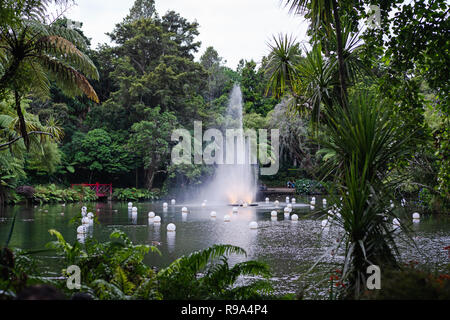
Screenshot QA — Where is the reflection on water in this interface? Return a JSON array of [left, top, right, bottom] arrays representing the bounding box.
[[0, 197, 449, 298]]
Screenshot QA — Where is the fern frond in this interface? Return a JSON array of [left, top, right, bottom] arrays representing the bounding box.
[[39, 54, 99, 103]]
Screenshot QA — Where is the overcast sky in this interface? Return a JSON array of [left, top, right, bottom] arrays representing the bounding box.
[[64, 0, 309, 69]]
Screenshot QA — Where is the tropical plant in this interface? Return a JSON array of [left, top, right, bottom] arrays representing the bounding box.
[[0, 5, 99, 149], [157, 244, 273, 300], [47, 229, 161, 300], [317, 91, 417, 298]]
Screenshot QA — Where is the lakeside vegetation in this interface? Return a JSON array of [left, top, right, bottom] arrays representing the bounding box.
[[0, 0, 449, 301]]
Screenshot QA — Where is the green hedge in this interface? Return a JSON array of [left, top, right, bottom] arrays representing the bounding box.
[[295, 179, 326, 195], [33, 184, 98, 204], [112, 188, 160, 201]]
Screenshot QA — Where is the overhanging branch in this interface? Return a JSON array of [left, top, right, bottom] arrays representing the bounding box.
[[0, 131, 54, 150]]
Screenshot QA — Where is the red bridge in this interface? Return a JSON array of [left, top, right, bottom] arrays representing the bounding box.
[[71, 182, 112, 197]]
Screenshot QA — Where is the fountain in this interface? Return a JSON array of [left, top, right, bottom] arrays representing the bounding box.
[[199, 85, 257, 206]]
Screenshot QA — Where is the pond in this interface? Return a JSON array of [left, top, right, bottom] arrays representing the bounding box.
[[1, 197, 449, 299]]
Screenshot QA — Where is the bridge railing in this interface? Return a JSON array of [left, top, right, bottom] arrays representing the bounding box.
[[71, 182, 112, 197]]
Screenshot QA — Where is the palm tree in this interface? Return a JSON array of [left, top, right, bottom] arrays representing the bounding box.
[[318, 92, 417, 298], [284, 0, 348, 105], [0, 14, 99, 149]]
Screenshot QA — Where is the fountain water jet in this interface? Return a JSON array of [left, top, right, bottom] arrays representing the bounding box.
[[199, 85, 257, 205]]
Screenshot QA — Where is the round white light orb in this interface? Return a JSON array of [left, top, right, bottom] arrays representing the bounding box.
[[132, 206, 138, 212], [271, 210, 277, 217], [127, 202, 132, 207], [310, 205, 315, 210], [167, 223, 176, 232], [286, 197, 290, 203], [201, 202, 206, 207], [182, 207, 188, 213], [323, 198, 327, 204], [232, 207, 238, 213], [163, 202, 168, 208], [291, 214, 299, 221], [224, 215, 231, 222], [249, 221, 258, 229], [287, 203, 292, 208], [77, 225, 87, 234], [291, 198, 296, 203], [210, 211, 217, 217], [154, 216, 161, 223], [412, 212, 420, 220], [284, 207, 290, 213], [312, 197, 316, 201], [274, 200, 279, 206], [148, 211, 155, 218], [265, 197, 269, 203]]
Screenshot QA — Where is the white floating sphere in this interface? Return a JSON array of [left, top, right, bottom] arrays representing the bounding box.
[[291, 214, 299, 221], [224, 215, 231, 222], [286, 197, 290, 203], [232, 207, 238, 213], [171, 199, 176, 205], [148, 211, 155, 218], [283, 207, 290, 213], [201, 202, 206, 207], [274, 200, 279, 206], [412, 212, 420, 220], [265, 197, 269, 203], [393, 218, 401, 226], [323, 198, 327, 204], [163, 202, 168, 208], [182, 207, 188, 213], [291, 198, 296, 203], [210, 211, 217, 217], [310, 200, 316, 205], [132, 206, 138, 212], [271, 210, 278, 217], [77, 225, 87, 234], [310, 205, 315, 210], [127, 202, 132, 207], [154, 216, 161, 223], [249, 221, 258, 229], [312, 197, 316, 201], [321, 219, 329, 227], [287, 203, 292, 208], [167, 223, 176, 232]]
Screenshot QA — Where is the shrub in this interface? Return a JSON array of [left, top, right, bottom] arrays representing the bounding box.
[[112, 188, 159, 202], [33, 184, 98, 204], [295, 178, 325, 195]]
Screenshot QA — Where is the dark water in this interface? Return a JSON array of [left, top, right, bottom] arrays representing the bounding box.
[[1, 197, 449, 298]]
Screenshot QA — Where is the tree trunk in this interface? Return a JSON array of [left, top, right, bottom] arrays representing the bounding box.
[[331, 0, 347, 107], [14, 90, 30, 150], [146, 166, 155, 191]]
